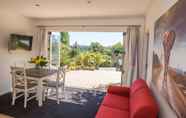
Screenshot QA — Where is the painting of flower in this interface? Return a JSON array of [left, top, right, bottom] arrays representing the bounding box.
[[152, 0, 186, 117]]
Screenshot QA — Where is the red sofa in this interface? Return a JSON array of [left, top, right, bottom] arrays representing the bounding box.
[[95, 79, 158, 118]]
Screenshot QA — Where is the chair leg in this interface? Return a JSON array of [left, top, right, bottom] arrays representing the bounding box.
[[43, 88, 48, 101], [46, 88, 49, 98], [61, 86, 65, 99], [43, 89, 45, 102], [62, 84, 65, 92], [11, 90, 16, 106], [56, 88, 60, 104], [24, 91, 28, 108]]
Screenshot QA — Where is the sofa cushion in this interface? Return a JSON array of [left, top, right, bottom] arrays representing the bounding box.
[[130, 79, 149, 97], [95, 106, 129, 118], [95, 79, 158, 118], [102, 93, 129, 111], [107, 85, 130, 97], [130, 89, 158, 118]]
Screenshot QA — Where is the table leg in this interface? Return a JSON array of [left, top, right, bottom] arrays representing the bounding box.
[[37, 80, 43, 107]]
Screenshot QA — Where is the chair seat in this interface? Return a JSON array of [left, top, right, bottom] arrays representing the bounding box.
[[15, 82, 37, 89]]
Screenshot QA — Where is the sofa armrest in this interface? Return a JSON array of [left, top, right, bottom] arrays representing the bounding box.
[[107, 85, 130, 97]]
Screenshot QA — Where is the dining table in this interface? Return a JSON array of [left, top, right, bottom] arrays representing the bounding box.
[[26, 68, 58, 107]]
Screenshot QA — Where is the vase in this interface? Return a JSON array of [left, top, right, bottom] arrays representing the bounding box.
[[35, 64, 41, 69]]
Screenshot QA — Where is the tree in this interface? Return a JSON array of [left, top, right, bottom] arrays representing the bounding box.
[[60, 43, 71, 66], [60, 32, 70, 66], [112, 42, 124, 55], [60, 32, 70, 46], [103, 47, 112, 56], [89, 42, 104, 53], [70, 41, 80, 58], [111, 42, 124, 67]]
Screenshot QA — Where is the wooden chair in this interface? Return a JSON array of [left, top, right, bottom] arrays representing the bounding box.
[[44, 66, 66, 104], [10, 66, 38, 108]]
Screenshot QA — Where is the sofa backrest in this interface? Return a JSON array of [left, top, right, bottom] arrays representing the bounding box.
[[130, 79, 158, 118], [130, 79, 149, 96]]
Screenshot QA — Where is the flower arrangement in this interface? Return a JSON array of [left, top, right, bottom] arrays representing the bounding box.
[[29, 56, 48, 68]]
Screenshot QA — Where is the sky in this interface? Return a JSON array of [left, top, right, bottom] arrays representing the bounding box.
[[69, 32, 123, 46]]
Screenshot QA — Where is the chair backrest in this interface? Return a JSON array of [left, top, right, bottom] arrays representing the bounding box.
[[57, 66, 66, 85], [10, 65, 28, 90], [26, 63, 35, 69]]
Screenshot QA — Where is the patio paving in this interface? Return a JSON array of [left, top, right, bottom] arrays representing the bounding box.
[[65, 68, 121, 91]]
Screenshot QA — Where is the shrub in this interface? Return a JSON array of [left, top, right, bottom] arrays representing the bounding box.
[[82, 52, 97, 69], [100, 55, 112, 67], [68, 51, 113, 70]]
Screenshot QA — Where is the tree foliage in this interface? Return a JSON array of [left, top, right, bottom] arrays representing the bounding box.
[[59, 32, 123, 70], [60, 32, 70, 45], [60, 32, 71, 66], [112, 42, 124, 54], [69, 41, 80, 58], [89, 42, 104, 53]]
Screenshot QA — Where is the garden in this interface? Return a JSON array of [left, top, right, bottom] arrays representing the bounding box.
[[57, 32, 124, 70]]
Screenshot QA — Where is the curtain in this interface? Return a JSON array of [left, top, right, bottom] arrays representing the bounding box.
[[32, 27, 48, 57], [123, 26, 140, 86]]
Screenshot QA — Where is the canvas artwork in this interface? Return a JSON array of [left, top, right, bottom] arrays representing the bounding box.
[[152, 0, 186, 117]]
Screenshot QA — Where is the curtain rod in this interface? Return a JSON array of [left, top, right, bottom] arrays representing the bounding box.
[[37, 25, 141, 27]]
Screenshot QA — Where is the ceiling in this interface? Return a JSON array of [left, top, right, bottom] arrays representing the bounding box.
[[0, 0, 152, 19]]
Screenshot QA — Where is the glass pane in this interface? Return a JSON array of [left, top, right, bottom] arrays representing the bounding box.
[[50, 32, 61, 67]]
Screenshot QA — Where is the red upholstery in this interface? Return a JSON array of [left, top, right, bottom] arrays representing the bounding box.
[[95, 106, 129, 118], [95, 79, 158, 118], [130, 92, 158, 118], [130, 79, 149, 95], [102, 93, 129, 110], [107, 85, 130, 97]]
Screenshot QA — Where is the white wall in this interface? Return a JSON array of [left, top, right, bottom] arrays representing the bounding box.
[[0, 12, 35, 95], [145, 0, 178, 117], [34, 16, 144, 27]]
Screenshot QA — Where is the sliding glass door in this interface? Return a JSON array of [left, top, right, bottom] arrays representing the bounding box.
[[49, 32, 61, 67]]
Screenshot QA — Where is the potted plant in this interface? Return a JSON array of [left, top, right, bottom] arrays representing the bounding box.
[[29, 56, 48, 69]]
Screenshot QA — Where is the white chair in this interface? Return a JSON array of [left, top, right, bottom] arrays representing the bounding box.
[[10, 66, 38, 108], [44, 66, 66, 104]]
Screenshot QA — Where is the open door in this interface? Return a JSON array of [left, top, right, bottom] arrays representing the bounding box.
[[49, 32, 61, 67]]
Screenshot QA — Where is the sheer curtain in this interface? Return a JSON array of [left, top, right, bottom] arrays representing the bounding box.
[[123, 26, 140, 86], [32, 26, 48, 57]]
